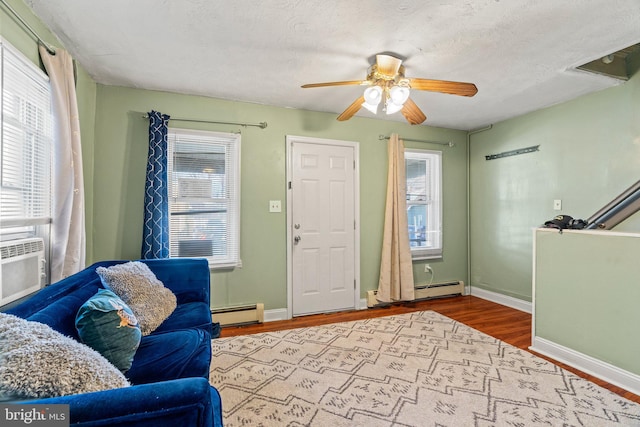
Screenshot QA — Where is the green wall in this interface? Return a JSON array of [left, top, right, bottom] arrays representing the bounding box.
[[92, 86, 469, 310], [1, 0, 98, 263], [534, 229, 640, 375], [469, 59, 640, 301]]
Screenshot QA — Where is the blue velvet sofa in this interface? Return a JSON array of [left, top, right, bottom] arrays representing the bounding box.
[[4, 258, 223, 427]]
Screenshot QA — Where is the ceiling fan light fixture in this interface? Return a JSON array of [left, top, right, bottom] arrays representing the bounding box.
[[363, 86, 382, 104], [389, 85, 410, 105], [362, 86, 383, 113], [384, 85, 409, 115], [362, 101, 379, 114], [385, 100, 404, 115]]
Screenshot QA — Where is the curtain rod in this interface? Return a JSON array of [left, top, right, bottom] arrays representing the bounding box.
[[0, 0, 56, 55], [378, 134, 454, 147], [142, 114, 267, 129]]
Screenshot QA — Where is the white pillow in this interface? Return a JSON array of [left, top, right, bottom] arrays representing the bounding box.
[[96, 261, 177, 335], [0, 313, 130, 400]]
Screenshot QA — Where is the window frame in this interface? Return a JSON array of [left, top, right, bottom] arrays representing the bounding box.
[[405, 148, 443, 260], [167, 127, 241, 269]]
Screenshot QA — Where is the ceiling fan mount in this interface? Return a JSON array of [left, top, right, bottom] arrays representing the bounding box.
[[301, 54, 477, 125]]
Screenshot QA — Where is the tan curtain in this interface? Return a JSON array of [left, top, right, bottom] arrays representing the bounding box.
[[39, 46, 86, 281], [377, 134, 414, 302]]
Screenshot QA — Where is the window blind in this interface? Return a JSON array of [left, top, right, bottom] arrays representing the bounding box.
[[1, 39, 53, 225], [167, 128, 240, 267]]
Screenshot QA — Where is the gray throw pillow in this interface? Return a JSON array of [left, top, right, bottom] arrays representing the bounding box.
[[96, 261, 177, 335], [0, 313, 130, 400]]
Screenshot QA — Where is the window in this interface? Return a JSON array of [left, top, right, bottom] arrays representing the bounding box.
[[167, 128, 240, 268], [405, 149, 442, 259], [0, 38, 53, 249]]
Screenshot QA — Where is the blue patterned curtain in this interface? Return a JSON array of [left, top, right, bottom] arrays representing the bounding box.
[[141, 110, 170, 259]]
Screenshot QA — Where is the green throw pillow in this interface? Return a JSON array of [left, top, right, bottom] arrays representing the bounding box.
[[75, 289, 142, 373]]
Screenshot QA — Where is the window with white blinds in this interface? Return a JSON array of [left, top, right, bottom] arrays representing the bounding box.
[[167, 128, 240, 268], [0, 39, 53, 236], [405, 149, 442, 259]]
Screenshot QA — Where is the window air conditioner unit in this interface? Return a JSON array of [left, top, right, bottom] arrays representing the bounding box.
[[0, 237, 46, 306]]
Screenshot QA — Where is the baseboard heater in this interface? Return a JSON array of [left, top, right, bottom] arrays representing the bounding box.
[[211, 303, 264, 326], [366, 281, 465, 308]]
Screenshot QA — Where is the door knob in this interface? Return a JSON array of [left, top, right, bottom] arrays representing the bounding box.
[[294, 235, 301, 244]]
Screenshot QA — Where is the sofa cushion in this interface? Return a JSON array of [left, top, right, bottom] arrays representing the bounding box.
[[96, 261, 177, 335], [27, 378, 223, 427], [154, 301, 215, 336], [0, 313, 129, 400], [18, 279, 103, 339], [126, 329, 211, 384], [75, 289, 142, 372]]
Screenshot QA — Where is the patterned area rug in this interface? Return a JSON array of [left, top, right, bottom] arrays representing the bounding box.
[[210, 311, 640, 426]]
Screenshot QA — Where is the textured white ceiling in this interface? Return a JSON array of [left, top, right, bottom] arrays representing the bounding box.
[[25, 0, 640, 130]]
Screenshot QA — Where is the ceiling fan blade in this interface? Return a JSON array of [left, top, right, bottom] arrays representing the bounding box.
[[409, 78, 478, 97], [337, 95, 365, 121], [301, 80, 367, 88], [401, 98, 427, 125], [376, 54, 403, 76]]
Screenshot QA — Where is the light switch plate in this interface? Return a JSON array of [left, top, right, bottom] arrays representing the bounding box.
[[269, 200, 281, 212], [553, 199, 562, 211]]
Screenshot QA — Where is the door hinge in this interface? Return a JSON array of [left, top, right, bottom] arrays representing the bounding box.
[[354, 279, 356, 289], [288, 181, 292, 189]]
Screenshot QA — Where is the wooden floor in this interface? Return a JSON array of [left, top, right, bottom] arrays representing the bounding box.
[[221, 295, 640, 404]]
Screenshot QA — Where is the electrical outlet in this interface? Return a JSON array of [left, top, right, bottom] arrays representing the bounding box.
[[424, 264, 432, 273], [269, 200, 281, 213], [553, 199, 562, 211]]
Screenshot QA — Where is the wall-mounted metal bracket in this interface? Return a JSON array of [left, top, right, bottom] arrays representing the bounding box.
[[485, 145, 539, 161]]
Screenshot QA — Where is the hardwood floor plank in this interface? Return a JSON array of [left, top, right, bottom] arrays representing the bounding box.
[[219, 295, 640, 404]]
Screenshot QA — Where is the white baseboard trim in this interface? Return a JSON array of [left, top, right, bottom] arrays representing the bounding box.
[[264, 308, 288, 322], [531, 336, 640, 396], [470, 286, 532, 314], [265, 301, 368, 323], [267, 288, 529, 322]]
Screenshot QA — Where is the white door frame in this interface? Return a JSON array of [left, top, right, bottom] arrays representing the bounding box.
[[286, 135, 360, 319]]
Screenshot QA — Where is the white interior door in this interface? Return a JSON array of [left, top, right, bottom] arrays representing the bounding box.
[[287, 136, 359, 317]]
